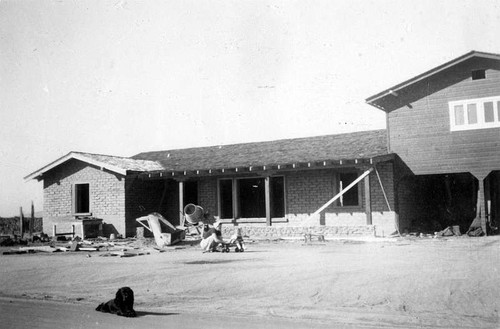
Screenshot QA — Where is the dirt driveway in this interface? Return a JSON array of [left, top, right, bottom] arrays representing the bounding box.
[[0, 237, 498, 328]]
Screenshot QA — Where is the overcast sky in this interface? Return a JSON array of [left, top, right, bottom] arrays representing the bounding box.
[[1, 0, 499, 216]]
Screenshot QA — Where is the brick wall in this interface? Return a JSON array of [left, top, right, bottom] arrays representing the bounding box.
[[198, 177, 217, 218], [43, 159, 126, 237]]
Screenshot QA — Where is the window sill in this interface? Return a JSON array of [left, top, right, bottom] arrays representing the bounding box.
[[220, 217, 288, 224], [73, 212, 92, 217], [330, 206, 363, 212]]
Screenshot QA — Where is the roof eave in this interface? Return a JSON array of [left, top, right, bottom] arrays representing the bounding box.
[[24, 152, 128, 181], [365, 50, 500, 108], [136, 154, 394, 179]]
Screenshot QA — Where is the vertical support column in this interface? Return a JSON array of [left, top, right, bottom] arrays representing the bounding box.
[[178, 181, 184, 224], [19, 207, 23, 238], [477, 178, 488, 236], [365, 173, 372, 225], [30, 201, 34, 237], [265, 176, 271, 226]]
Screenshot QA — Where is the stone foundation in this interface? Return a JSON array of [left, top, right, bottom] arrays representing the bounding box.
[[221, 225, 375, 239]]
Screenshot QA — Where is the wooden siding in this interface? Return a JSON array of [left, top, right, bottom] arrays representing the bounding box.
[[385, 57, 500, 178]]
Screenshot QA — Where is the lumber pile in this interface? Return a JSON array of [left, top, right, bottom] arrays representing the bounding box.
[[1, 237, 160, 257]]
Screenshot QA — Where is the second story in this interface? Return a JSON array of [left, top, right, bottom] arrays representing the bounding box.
[[366, 51, 500, 178]]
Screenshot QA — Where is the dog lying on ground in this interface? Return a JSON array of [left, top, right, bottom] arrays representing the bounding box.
[[95, 287, 137, 317]]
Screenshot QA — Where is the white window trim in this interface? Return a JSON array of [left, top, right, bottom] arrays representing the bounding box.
[[449, 95, 500, 131]]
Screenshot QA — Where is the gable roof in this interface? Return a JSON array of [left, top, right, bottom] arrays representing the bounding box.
[[366, 50, 500, 110], [132, 129, 389, 172], [24, 151, 163, 181]]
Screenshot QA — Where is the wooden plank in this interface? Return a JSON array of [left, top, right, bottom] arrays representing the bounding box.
[[18, 246, 58, 253], [78, 247, 99, 251]]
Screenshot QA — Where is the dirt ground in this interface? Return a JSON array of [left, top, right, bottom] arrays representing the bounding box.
[[0, 236, 498, 328]]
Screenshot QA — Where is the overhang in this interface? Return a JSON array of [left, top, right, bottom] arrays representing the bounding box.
[[366, 50, 500, 111]]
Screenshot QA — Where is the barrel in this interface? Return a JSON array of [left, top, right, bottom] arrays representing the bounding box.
[[184, 204, 204, 224]]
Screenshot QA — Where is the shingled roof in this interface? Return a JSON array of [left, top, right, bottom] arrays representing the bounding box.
[[25, 151, 163, 181], [73, 152, 164, 172], [132, 129, 389, 172]]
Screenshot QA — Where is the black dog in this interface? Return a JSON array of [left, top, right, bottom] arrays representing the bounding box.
[[96, 287, 137, 317]]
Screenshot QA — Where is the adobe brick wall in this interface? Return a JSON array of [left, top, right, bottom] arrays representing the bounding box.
[[43, 159, 126, 237], [198, 177, 217, 217]]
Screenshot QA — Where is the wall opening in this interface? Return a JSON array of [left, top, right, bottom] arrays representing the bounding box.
[[485, 171, 500, 235], [239, 178, 266, 218], [218, 176, 285, 219], [398, 173, 477, 234], [471, 69, 486, 80], [74, 183, 90, 214], [184, 181, 198, 207]]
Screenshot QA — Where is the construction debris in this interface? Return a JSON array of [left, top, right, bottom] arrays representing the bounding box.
[[136, 213, 185, 247], [436, 225, 462, 237]]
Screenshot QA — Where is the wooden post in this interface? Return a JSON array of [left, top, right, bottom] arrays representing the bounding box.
[[30, 201, 34, 237], [478, 179, 487, 236], [178, 181, 184, 224], [364, 173, 372, 225], [19, 207, 23, 239], [265, 176, 271, 226]]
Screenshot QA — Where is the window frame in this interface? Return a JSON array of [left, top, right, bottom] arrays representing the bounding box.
[[471, 69, 486, 80], [217, 176, 286, 221], [332, 170, 362, 209], [72, 182, 92, 216], [449, 96, 500, 132]]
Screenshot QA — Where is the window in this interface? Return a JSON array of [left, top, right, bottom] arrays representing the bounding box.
[[73, 183, 90, 214], [449, 96, 500, 131], [218, 176, 285, 219], [336, 172, 360, 207], [471, 69, 486, 80], [270, 176, 285, 217], [484, 102, 494, 122], [239, 178, 266, 218]]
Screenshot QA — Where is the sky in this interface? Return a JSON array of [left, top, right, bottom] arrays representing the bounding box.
[[0, 0, 499, 216]]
